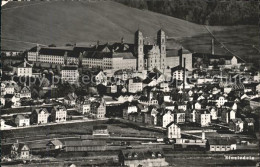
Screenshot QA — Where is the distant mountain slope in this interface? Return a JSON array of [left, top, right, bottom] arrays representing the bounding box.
[[1, 1, 221, 51]]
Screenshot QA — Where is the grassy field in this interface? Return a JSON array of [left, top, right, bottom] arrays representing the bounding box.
[[179, 25, 260, 68], [1, 1, 221, 51], [2, 119, 164, 141]]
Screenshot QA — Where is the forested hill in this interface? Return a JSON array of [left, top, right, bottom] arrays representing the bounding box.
[[115, 0, 258, 26]]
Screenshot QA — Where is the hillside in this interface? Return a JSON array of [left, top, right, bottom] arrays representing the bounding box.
[[1, 1, 259, 67], [116, 0, 258, 26], [1, 1, 221, 51]]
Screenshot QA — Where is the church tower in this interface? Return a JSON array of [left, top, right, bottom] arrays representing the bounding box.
[[157, 29, 166, 70], [135, 30, 144, 72]]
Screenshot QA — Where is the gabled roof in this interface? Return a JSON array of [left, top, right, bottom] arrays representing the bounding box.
[[62, 65, 78, 71], [64, 140, 106, 147], [48, 139, 63, 146], [65, 93, 77, 101], [231, 118, 243, 124], [4, 94, 14, 98], [166, 121, 179, 128], [208, 138, 236, 145], [244, 118, 255, 124], [14, 61, 32, 68], [34, 108, 49, 115], [52, 105, 66, 112], [16, 114, 29, 120], [171, 65, 188, 72]]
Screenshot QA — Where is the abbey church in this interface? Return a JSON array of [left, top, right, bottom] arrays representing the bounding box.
[[27, 29, 192, 72]]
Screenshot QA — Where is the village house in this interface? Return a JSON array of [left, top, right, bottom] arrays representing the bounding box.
[[128, 77, 143, 93], [51, 105, 67, 122], [123, 105, 138, 119], [192, 110, 211, 127], [163, 92, 171, 102], [13, 60, 33, 77], [209, 107, 218, 120], [172, 110, 185, 123], [229, 118, 244, 133], [94, 71, 107, 86], [162, 101, 175, 110], [11, 143, 30, 159], [221, 109, 236, 123], [162, 111, 174, 128], [30, 108, 50, 124], [90, 98, 106, 119], [15, 115, 30, 127], [1, 81, 18, 95], [19, 86, 31, 98], [64, 93, 77, 107], [166, 122, 181, 139], [1, 118, 12, 130], [160, 82, 170, 92], [75, 98, 91, 114], [194, 102, 202, 110], [4, 94, 21, 107], [114, 69, 133, 81], [177, 102, 187, 111]]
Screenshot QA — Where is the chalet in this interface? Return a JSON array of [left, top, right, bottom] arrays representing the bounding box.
[[47, 139, 63, 150], [19, 86, 31, 98], [11, 143, 30, 159], [15, 115, 30, 127]]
